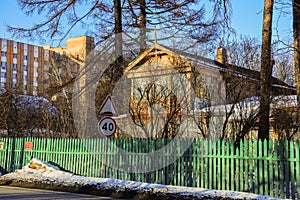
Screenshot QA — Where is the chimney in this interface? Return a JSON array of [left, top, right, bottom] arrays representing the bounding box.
[[216, 47, 227, 64]]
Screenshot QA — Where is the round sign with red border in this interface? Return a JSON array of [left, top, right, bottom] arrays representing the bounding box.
[[98, 117, 117, 137]]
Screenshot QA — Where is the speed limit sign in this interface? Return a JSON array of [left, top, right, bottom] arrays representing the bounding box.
[[98, 117, 117, 137]]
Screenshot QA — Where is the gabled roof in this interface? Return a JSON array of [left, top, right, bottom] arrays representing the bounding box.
[[124, 43, 296, 94], [124, 43, 189, 73]]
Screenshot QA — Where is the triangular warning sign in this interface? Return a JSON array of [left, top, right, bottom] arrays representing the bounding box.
[[98, 96, 118, 116]]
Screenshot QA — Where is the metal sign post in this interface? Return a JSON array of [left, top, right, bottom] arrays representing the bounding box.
[[97, 95, 119, 176]]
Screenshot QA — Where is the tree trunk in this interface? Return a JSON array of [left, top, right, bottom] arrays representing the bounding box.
[[139, 0, 147, 52], [114, 0, 123, 75], [95, 0, 123, 112], [114, 0, 123, 49], [258, 0, 274, 140], [293, 0, 300, 125]]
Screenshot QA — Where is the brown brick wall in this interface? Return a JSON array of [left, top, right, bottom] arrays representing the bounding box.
[[38, 46, 44, 95]]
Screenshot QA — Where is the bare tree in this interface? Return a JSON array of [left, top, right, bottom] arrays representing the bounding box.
[[129, 82, 182, 138], [0, 91, 14, 136], [293, 0, 300, 125], [259, 0, 275, 140], [222, 34, 297, 141], [273, 51, 295, 86], [123, 0, 227, 51], [46, 56, 78, 137], [271, 97, 299, 140], [225, 36, 261, 71], [0, 89, 59, 137], [8, 0, 115, 44]]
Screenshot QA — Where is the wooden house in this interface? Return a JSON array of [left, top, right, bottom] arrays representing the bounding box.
[[115, 43, 296, 139]]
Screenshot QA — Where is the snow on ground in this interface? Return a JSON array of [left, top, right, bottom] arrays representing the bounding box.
[[0, 158, 284, 200]]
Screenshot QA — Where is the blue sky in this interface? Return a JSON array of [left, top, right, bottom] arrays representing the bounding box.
[[0, 0, 292, 47]]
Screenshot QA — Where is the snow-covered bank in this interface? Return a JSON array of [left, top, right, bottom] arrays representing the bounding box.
[[0, 159, 283, 200]]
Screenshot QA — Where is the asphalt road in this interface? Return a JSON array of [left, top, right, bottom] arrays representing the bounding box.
[[0, 186, 124, 200]]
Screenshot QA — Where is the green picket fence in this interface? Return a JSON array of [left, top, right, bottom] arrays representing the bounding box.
[[0, 137, 299, 199]]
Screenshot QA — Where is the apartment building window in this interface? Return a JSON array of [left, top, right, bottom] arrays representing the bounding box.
[[1, 62, 6, 70], [24, 55, 28, 60], [1, 72, 6, 78], [23, 75, 27, 81], [34, 61, 38, 68], [1, 51, 6, 57], [34, 46, 38, 58], [24, 65, 28, 71], [12, 83, 17, 88], [13, 53, 17, 59], [24, 84, 27, 90], [13, 64, 18, 70], [13, 74, 17, 79]]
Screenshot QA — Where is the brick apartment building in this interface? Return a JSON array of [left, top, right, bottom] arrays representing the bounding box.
[[0, 35, 94, 97], [0, 38, 46, 95]]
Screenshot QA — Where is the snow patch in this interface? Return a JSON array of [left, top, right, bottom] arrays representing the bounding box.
[[0, 158, 283, 200]]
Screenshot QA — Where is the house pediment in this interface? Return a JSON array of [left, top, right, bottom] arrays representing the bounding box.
[[124, 43, 192, 78]]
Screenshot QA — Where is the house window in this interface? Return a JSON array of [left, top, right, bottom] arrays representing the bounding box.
[[194, 75, 210, 99], [55, 52, 60, 60], [152, 84, 168, 100], [133, 81, 147, 100], [193, 74, 210, 110]]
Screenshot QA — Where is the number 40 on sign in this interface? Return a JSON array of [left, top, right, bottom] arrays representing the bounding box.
[[98, 117, 117, 137]]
